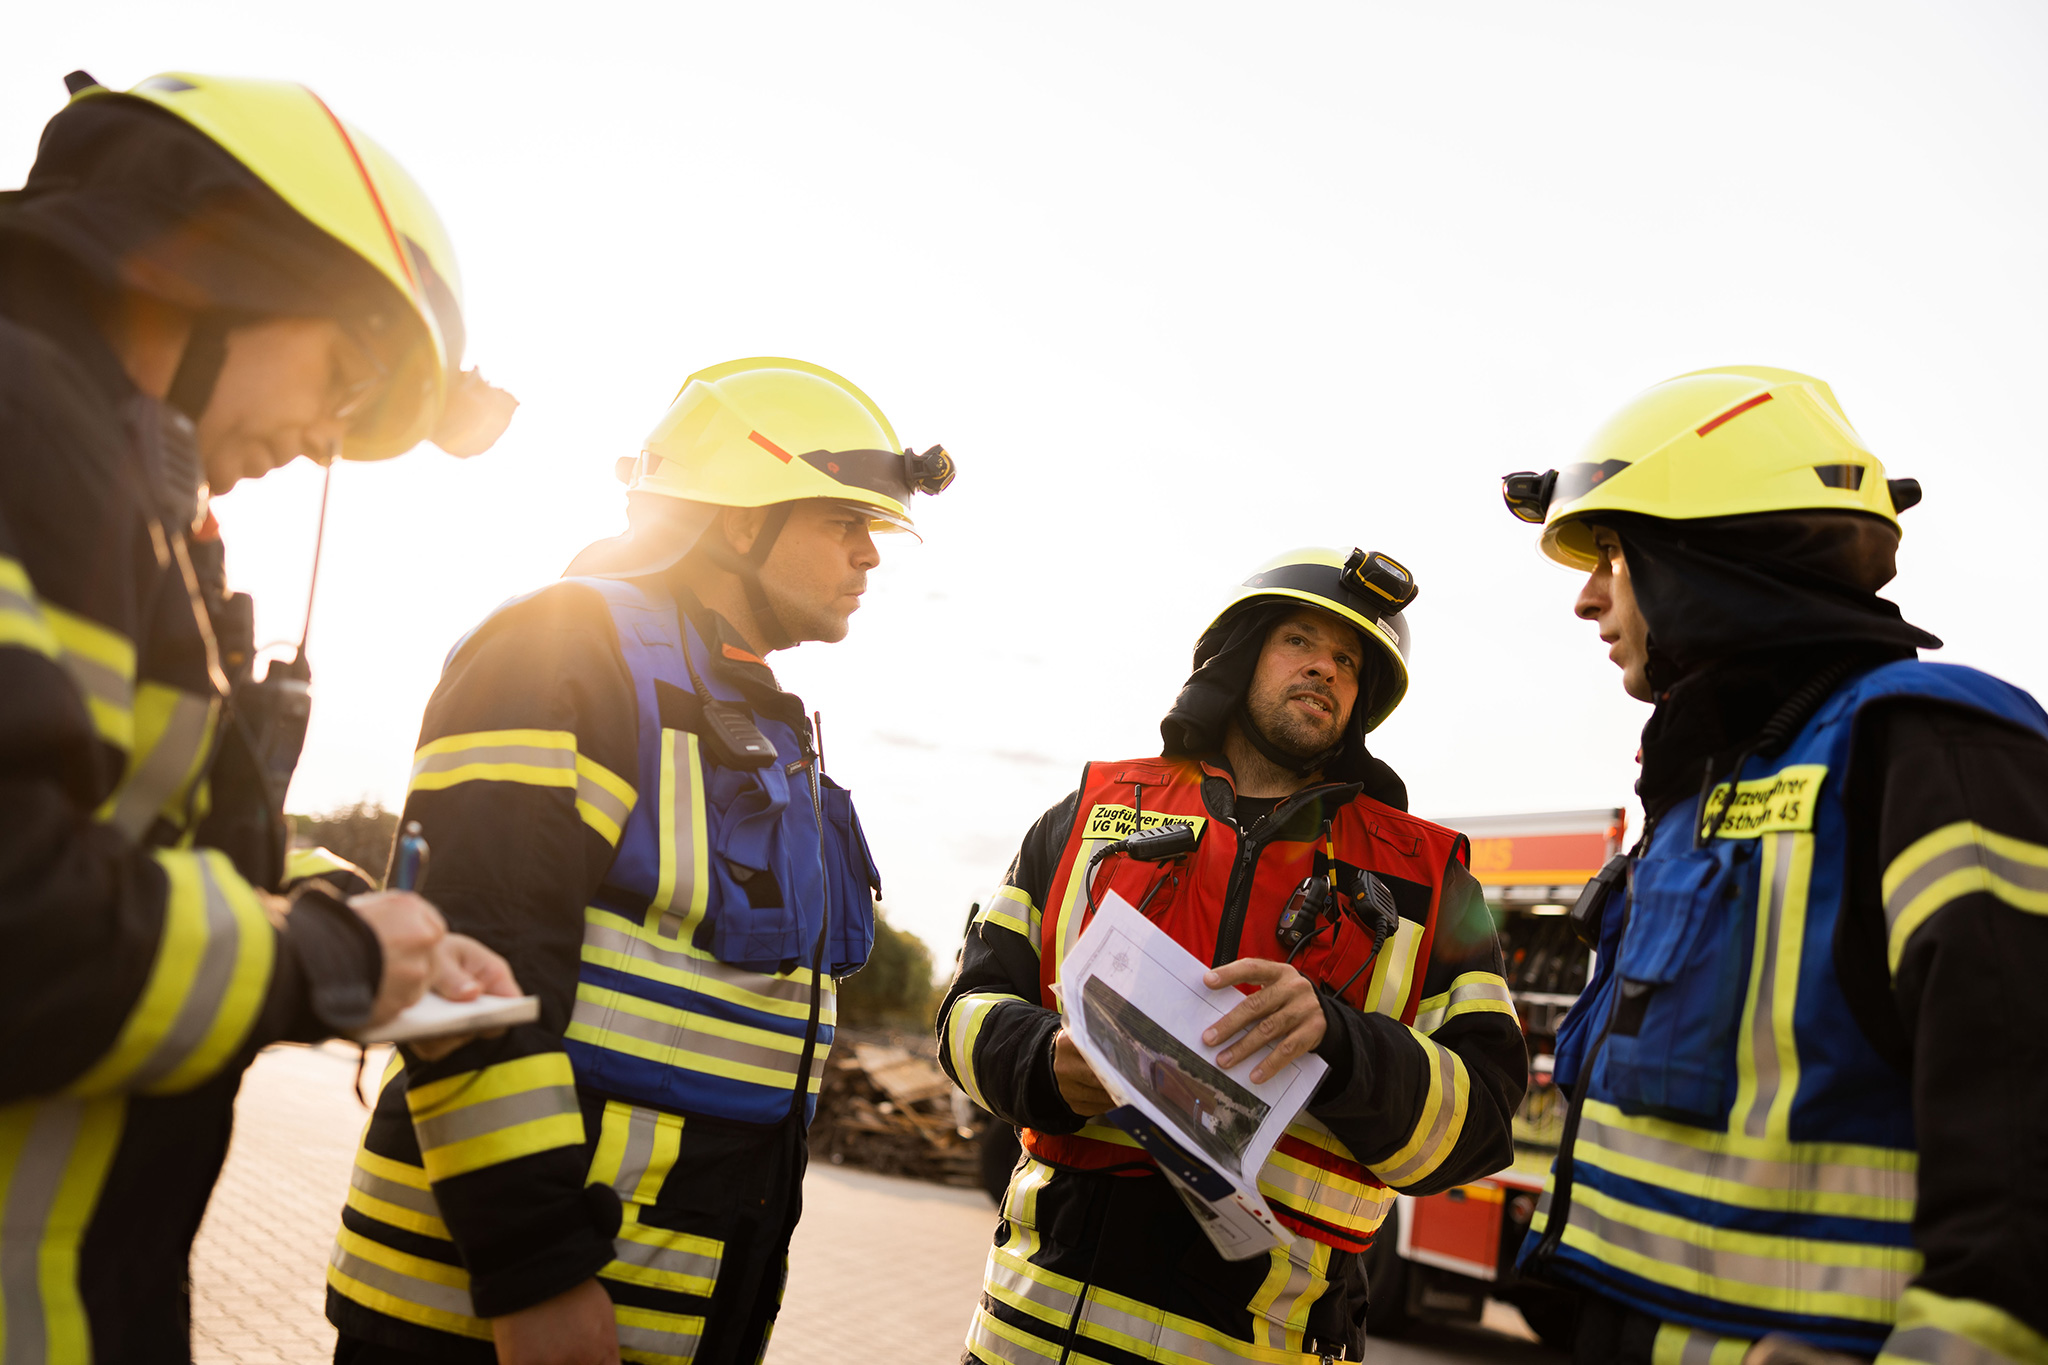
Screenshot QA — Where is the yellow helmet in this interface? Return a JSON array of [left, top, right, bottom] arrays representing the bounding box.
[[1206, 546, 1416, 732], [72, 70, 510, 460], [1502, 365, 1922, 570], [623, 356, 953, 533]]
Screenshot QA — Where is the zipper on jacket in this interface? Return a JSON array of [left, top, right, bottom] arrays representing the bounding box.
[[1210, 781, 1353, 968]]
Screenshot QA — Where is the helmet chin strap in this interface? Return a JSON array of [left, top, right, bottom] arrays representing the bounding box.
[[701, 502, 796, 652], [1237, 703, 1343, 777]]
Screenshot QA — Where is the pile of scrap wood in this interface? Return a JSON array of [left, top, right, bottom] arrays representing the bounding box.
[[810, 1035, 982, 1187]]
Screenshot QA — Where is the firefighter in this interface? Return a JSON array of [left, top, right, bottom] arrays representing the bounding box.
[[0, 71, 518, 1360], [937, 547, 1529, 1362], [325, 358, 955, 1364], [1502, 366, 2048, 1363]]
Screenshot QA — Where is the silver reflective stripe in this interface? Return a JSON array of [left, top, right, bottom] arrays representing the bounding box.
[[581, 921, 816, 1005], [412, 1086, 581, 1153], [612, 1232, 720, 1286], [1567, 1195, 1912, 1302], [983, 1250, 1277, 1364], [658, 741, 701, 938], [327, 1239, 477, 1319], [611, 1104, 664, 1198], [570, 997, 808, 1079], [1883, 840, 2048, 932], [59, 651, 129, 722], [1881, 1326, 2010, 1365], [1, 1101, 85, 1364], [967, 1307, 1053, 1365], [1250, 1245, 1324, 1345], [410, 742, 574, 779], [578, 768, 632, 831], [1373, 1042, 1459, 1186], [1742, 831, 1796, 1140], [104, 689, 213, 838], [1577, 1109, 1916, 1205], [617, 1316, 703, 1359], [129, 856, 242, 1089], [1414, 975, 1515, 1034], [349, 1163, 443, 1220]]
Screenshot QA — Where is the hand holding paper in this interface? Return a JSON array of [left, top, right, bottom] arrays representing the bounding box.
[[1202, 959, 1327, 1083]]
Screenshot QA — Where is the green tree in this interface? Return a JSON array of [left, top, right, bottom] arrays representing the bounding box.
[[289, 799, 399, 886], [838, 907, 940, 1028]]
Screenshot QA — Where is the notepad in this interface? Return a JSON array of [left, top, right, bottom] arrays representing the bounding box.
[[350, 992, 540, 1044]]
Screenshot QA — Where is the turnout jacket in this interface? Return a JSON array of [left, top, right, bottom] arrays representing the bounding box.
[[327, 574, 879, 1363], [939, 757, 1527, 1363], [1524, 661, 2048, 1364], [0, 278, 382, 1359]]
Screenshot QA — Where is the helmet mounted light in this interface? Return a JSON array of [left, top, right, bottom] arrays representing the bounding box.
[[1341, 549, 1419, 612]]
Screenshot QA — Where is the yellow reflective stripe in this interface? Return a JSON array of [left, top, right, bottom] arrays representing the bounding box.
[[96, 682, 218, 838], [1730, 831, 1812, 1141], [982, 1236, 1313, 1363], [612, 1301, 707, 1364], [67, 850, 276, 1097], [650, 731, 710, 940], [1653, 1322, 1754, 1365], [575, 752, 637, 845], [945, 991, 1028, 1111], [976, 885, 1042, 949], [1883, 821, 2048, 974], [1256, 1146, 1394, 1229], [0, 1096, 126, 1364], [1413, 971, 1517, 1035], [589, 1100, 685, 1205], [0, 556, 60, 659], [1049, 833, 1118, 997], [406, 1052, 584, 1182], [1574, 1108, 1915, 1223], [1368, 1028, 1469, 1188], [1582, 1098, 1916, 1175], [285, 845, 370, 885], [326, 1225, 489, 1340], [410, 728, 636, 844], [1532, 1183, 1917, 1322], [1241, 1241, 1329, 1351], [1360, 918, 1424, 1020], [581, 908, 830, 1021], [44, 602, 137, 750], [1876, 1287, 2048, 1365], [606, 1205, 720, 1298], [566, 985, 829, 1092], [345, 1151, 450, 1240]]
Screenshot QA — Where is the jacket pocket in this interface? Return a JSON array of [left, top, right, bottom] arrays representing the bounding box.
[[1599, 848, 1755, 1123], [816, 777, 880, 976]]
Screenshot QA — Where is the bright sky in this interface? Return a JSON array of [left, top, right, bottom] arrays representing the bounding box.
[[7, 1, 2045, 961]]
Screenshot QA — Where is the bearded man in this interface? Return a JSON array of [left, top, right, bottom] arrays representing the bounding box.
[[938, 545, 1528, 1363]]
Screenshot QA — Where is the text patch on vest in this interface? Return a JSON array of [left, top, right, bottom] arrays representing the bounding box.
[[1081, 804, 1209, 842], [1699, 764, 1828, 838]]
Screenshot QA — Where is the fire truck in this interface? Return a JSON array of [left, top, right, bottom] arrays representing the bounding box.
[[1362, 807, 1626, 1349]]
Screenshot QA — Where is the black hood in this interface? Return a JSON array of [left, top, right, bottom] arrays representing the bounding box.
[[1159, 597, 1409, 810], [1607, 509, 1941, 812], [0, 93, 400, 321]]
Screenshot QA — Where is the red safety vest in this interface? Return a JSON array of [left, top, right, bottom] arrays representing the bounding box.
[[1023, 756, 1466, 1252]]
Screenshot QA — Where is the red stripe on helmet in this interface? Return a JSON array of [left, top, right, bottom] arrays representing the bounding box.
[[1696, 390, 1774, 437], [748, 430, 794, 463], [303, 88, 419, 296]]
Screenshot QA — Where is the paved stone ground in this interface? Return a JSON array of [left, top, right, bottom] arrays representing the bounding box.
[[191, 1045, 1549, 1364]]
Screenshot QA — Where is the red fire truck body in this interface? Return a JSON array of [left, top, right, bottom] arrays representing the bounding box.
[[1365, 808, 1625, 1348]]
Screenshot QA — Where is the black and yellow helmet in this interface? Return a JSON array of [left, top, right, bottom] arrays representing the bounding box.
[[1204, 546, 1418, 732]]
